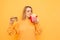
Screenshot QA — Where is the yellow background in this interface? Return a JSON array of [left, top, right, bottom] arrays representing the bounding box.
[[0, 0, 60, 40]]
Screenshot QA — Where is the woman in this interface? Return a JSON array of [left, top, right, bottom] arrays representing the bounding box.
[[18, 6, 41, 40]]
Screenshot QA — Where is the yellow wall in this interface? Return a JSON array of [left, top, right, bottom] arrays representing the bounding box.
[[0, 0, 60, 40]]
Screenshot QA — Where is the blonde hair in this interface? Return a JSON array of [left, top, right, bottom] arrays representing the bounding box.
[[22, 6, 33, 20]]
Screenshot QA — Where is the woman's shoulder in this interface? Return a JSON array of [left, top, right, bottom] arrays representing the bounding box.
[[18, 19, 24, 25]]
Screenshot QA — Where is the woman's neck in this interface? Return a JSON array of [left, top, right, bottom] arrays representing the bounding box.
[[26, 16, 31, 19]]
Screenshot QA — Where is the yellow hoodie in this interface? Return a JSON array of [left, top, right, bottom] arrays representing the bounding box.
[[18, 18, 41, 40]]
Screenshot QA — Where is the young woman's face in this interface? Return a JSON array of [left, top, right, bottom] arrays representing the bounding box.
[[25, 7, 32, 17]]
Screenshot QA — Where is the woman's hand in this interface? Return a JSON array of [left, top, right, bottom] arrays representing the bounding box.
[[7, 27, 17, 36]]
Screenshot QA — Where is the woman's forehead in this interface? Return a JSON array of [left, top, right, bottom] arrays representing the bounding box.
[[26, 8, 31, 11]]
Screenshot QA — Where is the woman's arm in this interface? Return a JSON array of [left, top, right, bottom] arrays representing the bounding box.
[[34, 23, 42, 35], [7, 22, 20, 36]]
